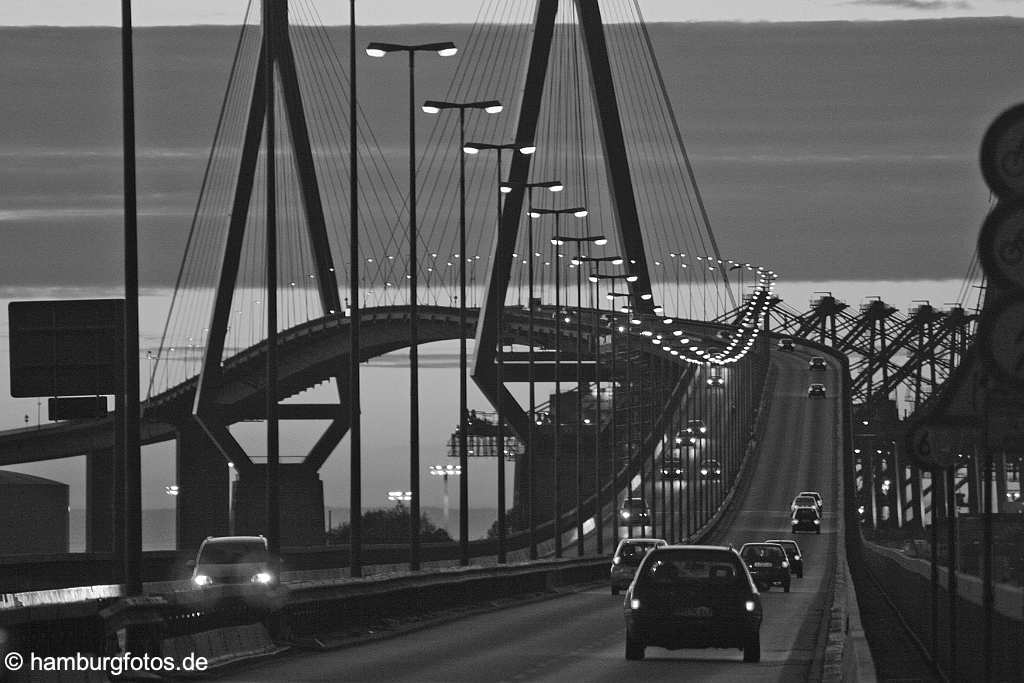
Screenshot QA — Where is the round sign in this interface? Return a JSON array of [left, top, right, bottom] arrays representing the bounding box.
[[979, 293, 1024, 388], [978, 199, 1024, 289], [905, 425, 959, 469], [981, 103, 1024, 199]]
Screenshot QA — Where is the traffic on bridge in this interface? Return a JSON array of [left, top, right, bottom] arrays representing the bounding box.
[[0, 1, 1021, 682]]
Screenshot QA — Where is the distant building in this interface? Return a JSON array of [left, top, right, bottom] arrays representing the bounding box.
[[0, 470, 69, 554]]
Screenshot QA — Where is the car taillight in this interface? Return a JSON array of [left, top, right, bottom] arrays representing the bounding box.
[[630, 599, 641, 610], [814, 520, 820, 525], [782, 561, 789, 568], [613, 557, 621, 565], [794, 555, 801, 561], [745, 600, 756, 612]]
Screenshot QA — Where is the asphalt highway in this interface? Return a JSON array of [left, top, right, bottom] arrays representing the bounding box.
[[220, 347, 844, 682]]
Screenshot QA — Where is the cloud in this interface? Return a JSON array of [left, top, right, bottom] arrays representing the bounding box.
[[844, 0, 972, 10]]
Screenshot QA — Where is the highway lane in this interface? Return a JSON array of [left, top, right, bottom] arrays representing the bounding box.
[[219, 347, 845, 682]]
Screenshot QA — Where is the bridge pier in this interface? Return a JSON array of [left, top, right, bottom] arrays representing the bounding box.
[[86, 448, 115, 552], [175, 425, 230, 550], [232, 463, 324, 547]]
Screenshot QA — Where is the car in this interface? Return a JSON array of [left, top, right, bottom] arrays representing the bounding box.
[[685, 419, 708, 437], [792, 506, 821, 533], [764, 538, 804, 578], [797, 491, 824, 511], [777, 337, 795, 351], [699, 459, 722, 479], [189, 535, 277, 588], [807, 383, 827, 398], [660, 454, 686, 479], [706, 374, 725, 387], [623, 545, 763, 662], [619, 497, 652, 527], [790, 494, 819, 512], [610, 538, 668, 595], [808, 356, 827, 371], [739, 542, 791, 592], [674, 432, 697, 447]]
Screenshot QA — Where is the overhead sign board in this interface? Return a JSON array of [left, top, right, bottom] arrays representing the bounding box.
[[8, 299, 124, 398]]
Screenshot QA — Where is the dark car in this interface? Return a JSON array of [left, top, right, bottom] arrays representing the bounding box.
[[623, 545, 763, 662], [189, 535, 277, 588], [610, 538, 668, 594], [777, 337, 795, 351], [685, 419, 708, 438], [619, 497, 652, 528], [808, 356, 827, 371], [739, 543, 791, 592], [807, 383, 827, 398], [699, 459, 722, 479], [792, 506, 821, 533], [764, 538, 804, 578], [660, 454, 686, 480]]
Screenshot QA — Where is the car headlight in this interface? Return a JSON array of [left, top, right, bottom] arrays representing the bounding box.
[[782, 561, 789, 568], [613, 557, 621, 565], [700, 427, 707, 434], [192, 574, 212, 587], [621, 511, 631, 519], [814, 520, 820, 525], [794, 555, 801, 561], [251, 572, 274, 584], [630, 599, 641, 610], [700, 468, 708, 476], [745, 600, 756, 612]]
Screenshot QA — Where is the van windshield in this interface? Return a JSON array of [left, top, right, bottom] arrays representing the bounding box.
[[200, 541, 268, 564]]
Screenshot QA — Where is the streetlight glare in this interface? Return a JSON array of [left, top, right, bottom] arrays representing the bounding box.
[[437, 46, 459, 57], [573, 209, 589, 218], [528, 210, 541, 218], [550, 238, 565, 245], [625, 274, 639, 282], [594, 237, 608, 245], [421, 104, 441, 114], [485, 104, 504, 114], [500, 184, 513, 194], [366, 47, 387, 57], [463, 145, 480, 155], [549, 183, 564, 192], [519, 145, 537, 155]]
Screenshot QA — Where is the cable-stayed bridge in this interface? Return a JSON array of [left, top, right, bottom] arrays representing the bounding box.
[[0, 2, 1018, 681]]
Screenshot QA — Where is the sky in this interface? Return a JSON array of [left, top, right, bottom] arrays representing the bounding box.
[[5, 0, 1024, 26]]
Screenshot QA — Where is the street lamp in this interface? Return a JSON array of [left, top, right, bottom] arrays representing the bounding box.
[[428, 464, 462, 535], [529, 206, 587, 556], [464, 142, 537, 564], [502, 179, 563, 560], [575, 256, 625, 554], [421, 99, 502, 566], [553, 235, 608, 557], [366, 39, 457, 571], [164, 485, 179, 497], [605, 286, 637, 538], [388, 490, 413, 502]]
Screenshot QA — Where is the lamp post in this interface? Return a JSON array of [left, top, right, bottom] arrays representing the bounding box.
[[554, 234, 607, 557], [366, 40, 457, 571], [421, 100, 502, 566], [465, 141, 535, 564], [576, 257, 624, 553], [529, 206, 587, 557], [601, 280, 639, 539], [428, 464, 462, 535], [502, 179, 563, 560]]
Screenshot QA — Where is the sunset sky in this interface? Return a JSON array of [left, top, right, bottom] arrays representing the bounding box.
[[5, 0, 1024, 26]]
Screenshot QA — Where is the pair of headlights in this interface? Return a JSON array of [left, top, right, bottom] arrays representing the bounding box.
[[192, 572, 274, 587]]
